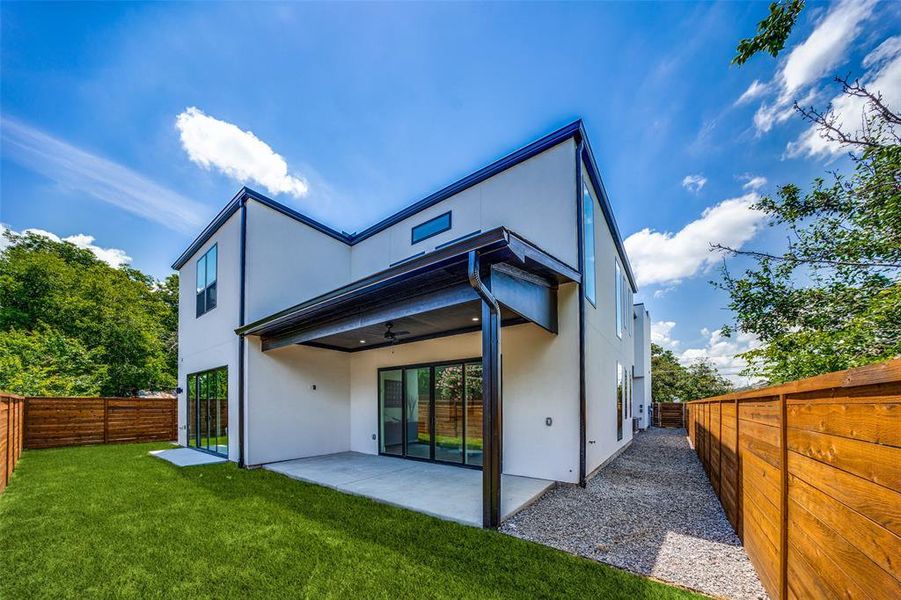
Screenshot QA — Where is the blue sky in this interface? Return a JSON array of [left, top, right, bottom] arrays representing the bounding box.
[[2, 1, 898, 383]]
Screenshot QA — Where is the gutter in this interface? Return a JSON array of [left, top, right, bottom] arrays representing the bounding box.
[[575, 139, 587, 487], [238, 200, 247, 468]]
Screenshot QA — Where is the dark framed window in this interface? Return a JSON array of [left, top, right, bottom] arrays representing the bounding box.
[[616, 362, 624, 441], [186, 366, 228, 457], [378, 357, 482, 468], [582, 184, 597, 305], [615, 261, 623, 338], [196, 244, 217, 317], [411, 211, 452, 244]]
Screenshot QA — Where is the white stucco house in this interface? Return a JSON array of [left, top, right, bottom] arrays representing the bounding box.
[[173, 120, 651, 527]]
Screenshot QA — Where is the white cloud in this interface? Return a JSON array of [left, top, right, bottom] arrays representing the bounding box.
[[680, 328, 763, 386], [681, 174, 707, 193], [651, 320, 679, 350], [176, 107, 309, 198], [739, 174, 768, 191], [745, 0, 878, 135], [779, 0, 876, 97], [787, 38, 901, 158], [624, 193, 766, 287], [0, 224, 131, 268], [735, 80, 769, 105], [0, 117, 206, 234]]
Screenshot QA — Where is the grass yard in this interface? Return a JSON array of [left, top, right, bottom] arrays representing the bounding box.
[[0, 443, 701, 599]]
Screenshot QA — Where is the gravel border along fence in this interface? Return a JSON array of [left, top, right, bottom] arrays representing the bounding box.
[[501, 428, 767, 600]]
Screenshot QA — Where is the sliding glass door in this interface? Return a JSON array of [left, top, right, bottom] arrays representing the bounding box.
[[379, 359, 482, 468], [187, 366, 228, 457]]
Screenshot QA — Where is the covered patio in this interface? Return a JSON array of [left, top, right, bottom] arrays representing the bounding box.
[[264, 452, 554, 527], [238, 227, 579, 527]]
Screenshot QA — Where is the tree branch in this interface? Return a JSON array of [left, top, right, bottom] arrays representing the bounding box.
[[711, 244, 901, 269]]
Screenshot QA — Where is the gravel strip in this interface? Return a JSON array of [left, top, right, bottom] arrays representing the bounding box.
[[501, 428, 767, 600]]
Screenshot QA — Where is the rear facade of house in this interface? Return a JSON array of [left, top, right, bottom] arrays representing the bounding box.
[[174, 121, 651, 526]]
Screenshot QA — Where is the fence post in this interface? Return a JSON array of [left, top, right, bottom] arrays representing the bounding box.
[[779, 393, 788, 600], [103, 398, 109, 444], [735, 397, 742, 541]]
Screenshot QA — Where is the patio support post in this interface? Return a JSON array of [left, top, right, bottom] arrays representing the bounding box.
[[468, 251, 502, 529]]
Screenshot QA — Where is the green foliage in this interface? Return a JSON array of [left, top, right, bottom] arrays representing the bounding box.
[[0, 326, 106, 396], [733, 0, 805, 65], [651, 344, 733, 402], [0, 232, 178, 395], [717, 84, 901, 383]]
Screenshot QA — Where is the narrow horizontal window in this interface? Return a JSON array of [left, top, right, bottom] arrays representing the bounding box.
[[411, 211, 452, 244]]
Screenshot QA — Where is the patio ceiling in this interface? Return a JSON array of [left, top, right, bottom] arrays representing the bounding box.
[[239, 227, 579, 353]]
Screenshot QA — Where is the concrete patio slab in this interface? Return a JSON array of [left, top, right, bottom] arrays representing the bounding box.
[[264, 452, 554, 527], [150, 447, 227, 467]]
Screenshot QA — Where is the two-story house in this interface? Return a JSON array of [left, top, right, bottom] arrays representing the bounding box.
[[173, 120, 651, 527]]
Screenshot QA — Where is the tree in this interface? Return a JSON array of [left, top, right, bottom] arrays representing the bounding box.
[[651, 343, 733, 402], [732, 0, 805, 65], [0, 231, 178, 395], [722, 10, 901, 382]]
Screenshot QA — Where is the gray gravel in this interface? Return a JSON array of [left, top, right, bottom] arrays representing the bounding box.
[[501, 428, 767, 600]]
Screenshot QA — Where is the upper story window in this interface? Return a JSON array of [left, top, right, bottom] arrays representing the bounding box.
[[615, 261, 623, 338], [411, 211, 452, 244], [196, 244, 217, 318], [582, 184, 596, 306]]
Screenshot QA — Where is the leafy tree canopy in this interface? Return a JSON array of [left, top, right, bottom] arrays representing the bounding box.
[[716, 79, 900, 382], [0, 231, 178, 396], [651, 343, 733, 403]]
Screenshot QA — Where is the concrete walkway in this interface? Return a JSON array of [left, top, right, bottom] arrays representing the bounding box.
[[501, 428, 767, 600], [264, 452, 553, 527], [150, 447, 227, 467]]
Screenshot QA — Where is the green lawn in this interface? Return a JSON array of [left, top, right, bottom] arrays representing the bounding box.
[[0, 443, 701, 599]]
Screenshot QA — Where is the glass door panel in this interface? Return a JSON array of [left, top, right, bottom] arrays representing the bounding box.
[[212, 369, 228, 455], [379, 370, 403, 456], [186, 367, 228, 457], [464, 363, 483, 466], [434, 364, 464, 463], [198, 371, 210, 451], [404, 367, 432, 459], [187, 373, 198, 447]]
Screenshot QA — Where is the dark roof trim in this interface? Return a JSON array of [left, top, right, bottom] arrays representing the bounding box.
[[237, 227, 509, 336], [172, 119, 638, 291], [171, 188, 349, 269], [236, 227, 580, 337], [350, 120, 583, 242]]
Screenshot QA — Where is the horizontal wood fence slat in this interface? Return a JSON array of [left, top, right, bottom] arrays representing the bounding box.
[[653, 402, 685, 428], [1, 393, 25, 494], [686, 359, 901, 600], [23, 397, 177, 449]]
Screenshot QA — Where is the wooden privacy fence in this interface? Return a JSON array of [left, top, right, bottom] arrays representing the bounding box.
[[1, 393, 24, 494], [24, 397, 177, 449], [686, 359, 901, 600], [653, 402, 685, 428]]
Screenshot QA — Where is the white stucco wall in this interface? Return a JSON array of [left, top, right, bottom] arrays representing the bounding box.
[[350, 139, 578, 280], [582, 165, 637, 475], [244, 201, 351, 324], [633, 303, 652, 429], [348, 283, 580, 483], [177, 212, 241, 461], [244, 338, 350, 465]]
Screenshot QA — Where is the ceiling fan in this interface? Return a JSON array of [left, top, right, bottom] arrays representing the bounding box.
[[383, 322, 410, 344]]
